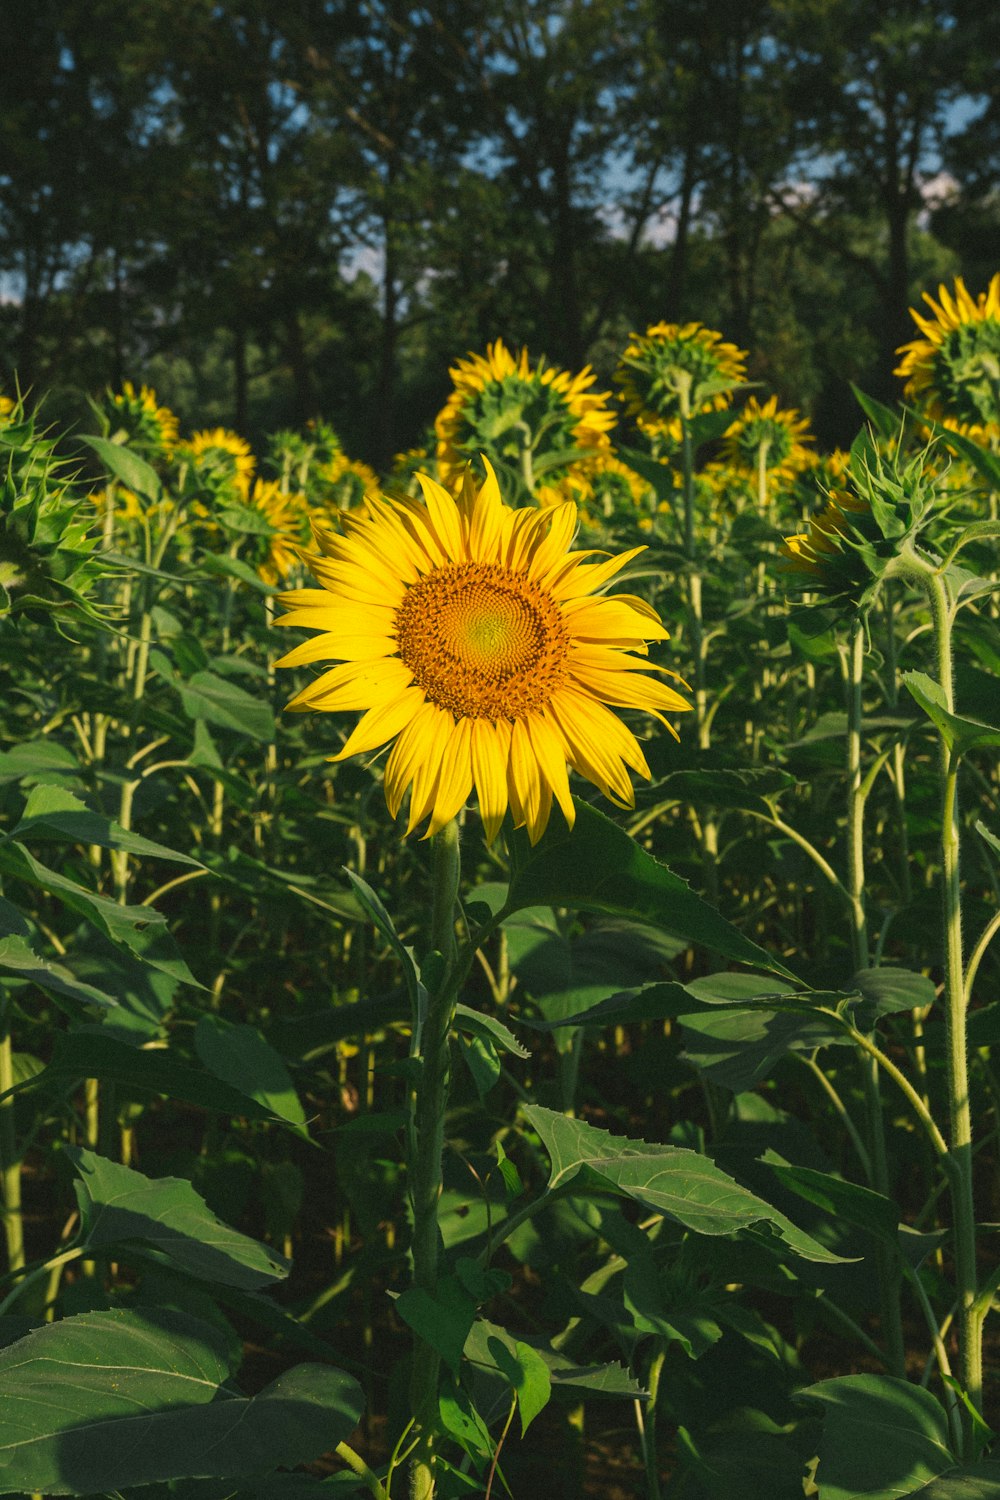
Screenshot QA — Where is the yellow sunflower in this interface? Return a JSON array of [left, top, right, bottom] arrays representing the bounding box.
[[181, 428, 256, 491], [895, 274, 1000, 442], [106, 382, 179, 456], [243, 479, 311, 585], [779, 488, 870, 589], [614, 322, 748, 440], [721, 396, 815, 486], [435, 341, 616, 495], [275, 462, 690, 843], [317, 451, 381, 511]]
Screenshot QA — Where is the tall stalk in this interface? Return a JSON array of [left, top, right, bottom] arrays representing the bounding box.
[[679, 396, 717, 898], [408, 819, 461, 1500], [923, 567, 979, 1420], [0, 999, 25, 1275], [845, 619, 905, 1375]]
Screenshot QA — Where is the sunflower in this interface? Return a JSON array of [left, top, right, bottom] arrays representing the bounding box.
[[895, 274, 1000, 442], [435, 341, 616, 496], [614, 322, 747, 440], [721, 396, 815, 487], [316, 452, 381, 512], [275, 462, 690, 843], [780, 489, 870, 585], [180, 428, 256, 491], [105, 382, 179, 457], [243, 479, 311, 585]]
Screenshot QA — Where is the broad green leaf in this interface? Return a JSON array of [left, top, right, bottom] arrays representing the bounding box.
[[82, 433, 162, 501], [0, 739, 82, 787], [194, 1016, 307, 1134], [438, 1374, 494, 1462], [902, 671, 1000, 756], [854, 967, 937, 1018], [178, 670, 276, 742], [523, 1105, 850, 1263], [457, 1032, 501, 1098], [903, 1464, 1000, 1498], [622, 1254, 723, 1359], [680, 1005, 851, 1092], [508, 800, 796, 979], [0, 908, 119, 1010], [197, 551, 274, 594], [487, 1337, 552, 1434], [68, 1148, 290, 1288], [395, 1277, 478, 1374], [799, 1374, 955, 1499], [0, 1308, 363, 1496], [676, 1407, 815, 1500], [0, 841, 200, 986], [761, 1155, 900, 1244], [454, 1003, 529, 1059], [21, 1032, 286, 1121], [13, 783, 202, 867], [465, 1317, 644, 1401]]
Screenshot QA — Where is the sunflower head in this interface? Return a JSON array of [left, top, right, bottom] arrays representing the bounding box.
[[275, 461, 690, 843], [895, 275, 1000, 442], [435, 341, 616, 501], [99, 382, 179, 459], [314, 452, 381, 513], [722, 396, 815, 485], [229, 478, 312, 586], [179, 428, 256, 496], [614, 322, 748, 439], [779, 436, 943, 612]]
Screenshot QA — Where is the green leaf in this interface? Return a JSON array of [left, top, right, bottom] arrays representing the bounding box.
[[13, 783, 202, 867], [0, 739, 82, 787], [0, 841, 200, 986], [622, 1255, 723, 1359], [903, 1464, 1000, 1497], [457, 1032, 501, 1099], [18, 1031, 288, 1122], [454, 1004, 529, 1060], [197, 552, 274, 594], [0, 902, 119, 1010], [651, 767, 797, 818], [679, 1004, 850, 1092], [465, 1317, 644, 1401], [496, 1141, 523, 1202], [344, 868, 427, 1027], [798, 1374, 955, 1499], [395, 1278, 478, 1374], [854, 967, 937, 1018], [902, 671, 1000, 756], [507, 801, 796, 979], [0, 1308, 363, 1496], [82, 433, 162, 501], [488, 1338, 552, 1434], [178, 670, 276, 742], [976, 821, 1000, 862], [851, 385, 903, 441], [523, 1105, 851, 1263], [760, 1155, 900, 1245], [194, 1016, 307, 1135], [68, 1148, 290, 1288]]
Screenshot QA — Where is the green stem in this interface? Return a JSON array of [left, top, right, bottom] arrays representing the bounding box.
[[0, 1013, 24, 1274], [925, 567, 980, 1425], [335, 1440, 388, 1500], [844, 619, 905, 1374], [638, 1348, 665, 1500], [408, 819, 461, 1500], [680, 406, 717, 898]]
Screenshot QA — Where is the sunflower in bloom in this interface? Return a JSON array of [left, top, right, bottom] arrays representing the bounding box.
[[721, 396, 815, 487], [105, 382, 179, 458], [181, 428, 256, 492], [435, 341, 616, 496], [243, 479, 311, 586], [275, 462, 690, 843], [895, 274, 1000, 442], [316, 451, 381, 512], [614, 322, 748, 440]]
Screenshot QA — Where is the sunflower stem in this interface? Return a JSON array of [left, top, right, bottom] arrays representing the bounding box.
[[845, 617, 906, 1377], [408, 818, 462, 1500], [680, 405, 717, 899]]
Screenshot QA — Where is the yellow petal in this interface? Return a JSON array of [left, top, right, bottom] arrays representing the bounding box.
[[527, 712, 575, 831], [417, 472, 467, 561], [329, 685, 424, 760], [425, 718, 474, 837], [471, 717, 510, 842], [406, 705, 455, 834]]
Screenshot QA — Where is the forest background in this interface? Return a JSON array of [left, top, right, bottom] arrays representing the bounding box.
[[2, 0, 998, 468]]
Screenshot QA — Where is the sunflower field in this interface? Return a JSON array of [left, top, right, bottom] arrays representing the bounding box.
[[1, 274, 1000, 1500]]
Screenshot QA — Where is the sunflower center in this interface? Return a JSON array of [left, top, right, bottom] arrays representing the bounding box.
[[395, 562, 569, 719]]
